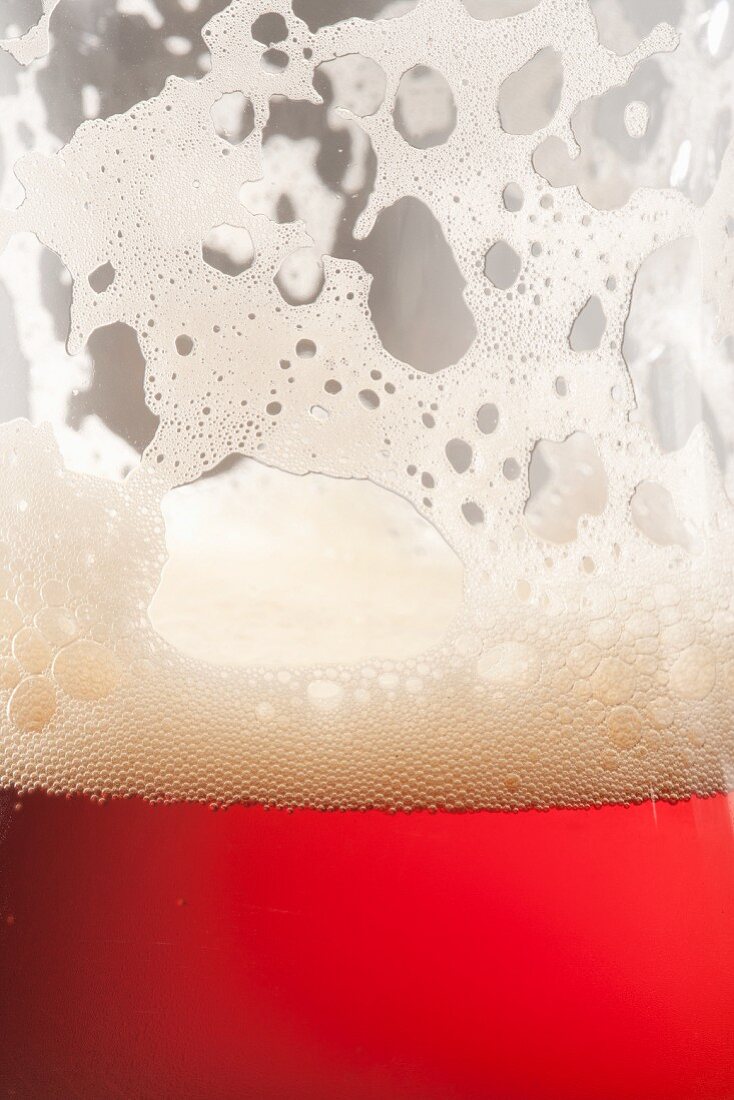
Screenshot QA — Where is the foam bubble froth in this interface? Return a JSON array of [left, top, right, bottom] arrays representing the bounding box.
[[0, 0, 733, 809]]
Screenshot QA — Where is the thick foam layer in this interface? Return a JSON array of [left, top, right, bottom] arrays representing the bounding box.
[[0, 0, 733, 808], [149, 464, 464, 666]]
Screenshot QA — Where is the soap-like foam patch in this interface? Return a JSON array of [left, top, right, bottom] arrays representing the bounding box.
[[0, 0, 733, 809]]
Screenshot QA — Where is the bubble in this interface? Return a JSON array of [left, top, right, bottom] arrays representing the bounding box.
[[502, 182, 524, 211], [274, 247, 324, 306], [175, 335, 194, 356], [648, 697, 675, 730], [12, 628, 52, 675], [393, 64, 457, 149], [251, 12, 288, 46], [261, 48, 289, 73], [295, 339, 317, 359], [446, 438, 473, 473], [88, 261, 115, 294], [461, 501, 485, 526], [7, 676, 56, 733], [566, 643, 601, 679], [484, 240, 521, 289], [569, 296, 606, 352], [202, 224, 254, 277], [358, 389, 380, 410], [476, 404, 499, 435], [592, 658, 635, 706], [34, 607, 78, 647], [52, 640, 120, 701], [670, 646, 716, 701]]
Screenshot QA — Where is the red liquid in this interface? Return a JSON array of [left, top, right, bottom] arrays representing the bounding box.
[[1, 790, 733, 1099]]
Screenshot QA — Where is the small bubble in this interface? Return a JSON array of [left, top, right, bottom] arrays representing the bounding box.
[[296, 339, 317, 359]]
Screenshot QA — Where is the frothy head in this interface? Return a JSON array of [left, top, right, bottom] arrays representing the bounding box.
[[0, 0, 733, 808]]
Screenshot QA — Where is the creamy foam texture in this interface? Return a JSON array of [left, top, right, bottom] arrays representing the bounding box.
[[0, 0, 733, 808], [149, 464, 463, 666]]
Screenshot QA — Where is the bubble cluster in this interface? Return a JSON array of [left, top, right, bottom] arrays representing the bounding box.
[[0, 0, 732, 809]]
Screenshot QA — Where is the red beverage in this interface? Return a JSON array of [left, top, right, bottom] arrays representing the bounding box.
[[2, 790, 734, 1099]]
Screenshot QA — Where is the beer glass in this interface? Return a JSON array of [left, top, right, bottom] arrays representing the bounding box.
[[1, 1, 733, 1096]]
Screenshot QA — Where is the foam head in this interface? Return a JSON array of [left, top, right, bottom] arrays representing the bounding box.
[[0, 0, 733, 808]]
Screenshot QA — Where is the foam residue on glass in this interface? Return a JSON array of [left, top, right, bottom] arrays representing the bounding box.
[[0, 0, 733, 809]]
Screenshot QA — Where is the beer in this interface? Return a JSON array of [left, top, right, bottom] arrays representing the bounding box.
[[1, 0, 733, 1095], [2, 791, 733, 1098]]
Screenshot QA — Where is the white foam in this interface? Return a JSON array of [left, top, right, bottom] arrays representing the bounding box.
[[0, 0, 732, 808]]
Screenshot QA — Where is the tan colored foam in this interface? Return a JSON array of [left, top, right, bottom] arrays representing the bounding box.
[[0, 0, 733, 808]]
